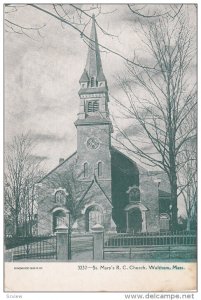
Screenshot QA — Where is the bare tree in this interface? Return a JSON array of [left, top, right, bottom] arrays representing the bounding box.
[[4, 133, 44, 236], [112, 14, 197, 230], [4, 4, 197, 232], [178, 141, 197, 231], [127, 4, 186, 19], [177, 107, 197, 231], [46, 169, 79, 223], [5, 4, 191, 69], [4, 4, 120, 57]]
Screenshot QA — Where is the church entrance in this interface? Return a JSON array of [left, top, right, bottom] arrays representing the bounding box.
[[52, 209, 67, 233], [128, 208, 142, 234], [85, 206, 103, 232]]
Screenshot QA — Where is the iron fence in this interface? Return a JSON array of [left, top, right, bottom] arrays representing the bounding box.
[[5, 234, 56, 250], [4, 230, 197, 262], [104, 231, 197, 247], [6, 235, 57, 260]]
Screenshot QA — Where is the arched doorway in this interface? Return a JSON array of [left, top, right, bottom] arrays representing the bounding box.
[[52, 209, 67, 233], [128, 208, 142, 234], [85, 206, 103, 232]]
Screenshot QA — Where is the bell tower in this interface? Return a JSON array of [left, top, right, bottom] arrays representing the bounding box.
[[75, 15, 113, 194]]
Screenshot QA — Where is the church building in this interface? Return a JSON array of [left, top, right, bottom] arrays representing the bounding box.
[[36, 17, 171, 234]]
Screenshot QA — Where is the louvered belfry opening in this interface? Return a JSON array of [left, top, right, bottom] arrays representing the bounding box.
[[87, 100, 99, 112]]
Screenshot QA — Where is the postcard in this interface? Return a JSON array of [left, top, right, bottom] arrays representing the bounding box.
[[4, 3, 197, 293]]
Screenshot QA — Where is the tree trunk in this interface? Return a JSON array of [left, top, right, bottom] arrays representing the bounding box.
[[15, 213, 20, 236], [15, 196, 21, 236], [170, 171, 178, 231]]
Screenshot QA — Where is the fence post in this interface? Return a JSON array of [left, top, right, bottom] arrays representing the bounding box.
[[91, 224, 104, 261], [56, 224, 70, 261]]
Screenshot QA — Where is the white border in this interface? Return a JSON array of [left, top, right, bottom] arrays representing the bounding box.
[[1, 1, 200, 300]]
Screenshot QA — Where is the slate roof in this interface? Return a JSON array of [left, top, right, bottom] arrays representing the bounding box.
[[79, 69, 89, 83], [37, 147, 169, 199], [79, 15, 106, 83], [37, 151, 77, 183]]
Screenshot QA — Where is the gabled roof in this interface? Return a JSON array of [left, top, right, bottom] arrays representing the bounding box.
[[111, 146, 139, 172], [79, 69, 89, 83], [78, 175, 112, 207], [37, 151, 77, 183]]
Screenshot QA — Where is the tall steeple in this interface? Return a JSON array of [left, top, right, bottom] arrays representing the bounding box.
[[75, 15, 113, 208], [76, 14, 112, 125], [84, 14, 106, 82]]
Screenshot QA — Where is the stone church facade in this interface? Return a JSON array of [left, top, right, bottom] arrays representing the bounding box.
[[36, 17, 171, 235]]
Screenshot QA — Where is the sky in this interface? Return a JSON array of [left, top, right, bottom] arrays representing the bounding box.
[[5, 4, 141, 171], [4, 4, 196, 175], [1, 3, 199, 298]]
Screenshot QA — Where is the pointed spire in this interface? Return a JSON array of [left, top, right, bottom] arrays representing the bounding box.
[[79, 14, 106, 84], [85, 14, 102, 78]]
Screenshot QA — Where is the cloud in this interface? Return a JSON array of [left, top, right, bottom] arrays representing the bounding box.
[[122, 124, 143, 137], [31, 133, 67, 143], [113, 4, 161, 29], [141, 144, 153, 152], [115, 123, 143, 140], [12, 110, 32, 122], [4, 4, 197, 172]]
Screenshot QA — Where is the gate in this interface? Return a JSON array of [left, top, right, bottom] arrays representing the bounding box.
[[71, 233, 94, 261], [5, 230, 196, 262]]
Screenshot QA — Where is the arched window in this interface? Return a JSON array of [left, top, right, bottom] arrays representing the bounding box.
[[55, 190, 66, 205], [85, 206, 103, 232], [84, 162, 89, 178], [52, 210, 67, 232], [129, 187, 140, 203], [98, 161, 103, 177]]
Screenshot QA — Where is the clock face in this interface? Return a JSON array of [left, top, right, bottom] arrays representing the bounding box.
[[86, 137, 100, 150]]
